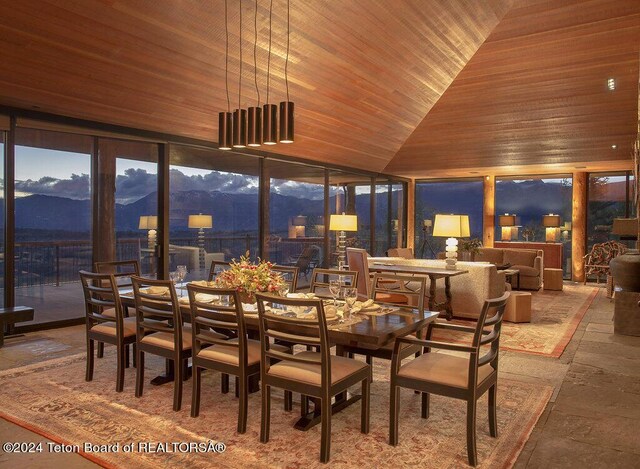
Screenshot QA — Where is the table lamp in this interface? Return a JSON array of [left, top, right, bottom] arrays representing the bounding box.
[[433, 214, 470, 270], [138, 215, 158, 250], [329, 213, 358, 268], [292, 215, 307, 238], [543, 214, 561, 243], [188, 214, 213, 270], [561, 221, 572, 241], [420, 219, 435, 258], [499, 214, 516, 241], [612, 218, 638, 241]]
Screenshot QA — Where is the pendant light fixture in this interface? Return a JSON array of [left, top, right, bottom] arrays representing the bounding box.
[[247, 0, 262, 147], [279, 0, 294, 143], [262, 0, 278, 145], [218, 0, 233, 150], [232, 0, 247, 148]]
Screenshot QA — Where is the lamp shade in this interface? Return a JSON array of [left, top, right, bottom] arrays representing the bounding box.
[[542, 214, 561, 227], [612, 218, 639, 236], [499, 214, 516, 227], [138, 215, 158, 230], [292, 215, 307, 226], [562, 221, 572, 231], [329, 214, 358, 231], [432, 214, 470, 238], [188, 214, 213, 229]]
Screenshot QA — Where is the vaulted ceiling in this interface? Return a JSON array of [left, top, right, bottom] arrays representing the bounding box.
[[0, 0, 637, 177], [385, 0, 640, 178]]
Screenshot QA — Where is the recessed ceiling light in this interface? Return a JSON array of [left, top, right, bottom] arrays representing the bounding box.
[[611, 144, 617, 149], [470, 171, 479, 174], [575, 166, 587, 169], [607, 78, 616, 91]]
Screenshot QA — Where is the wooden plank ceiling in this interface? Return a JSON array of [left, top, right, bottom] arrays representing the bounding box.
[[0, 0, 513, 173], [385, 0, 640, 178]]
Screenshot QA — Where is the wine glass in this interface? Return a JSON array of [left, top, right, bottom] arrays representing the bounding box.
[[176, 265, 187, 295], [329, 279, 341, 307], [343, 287, 358, 321]]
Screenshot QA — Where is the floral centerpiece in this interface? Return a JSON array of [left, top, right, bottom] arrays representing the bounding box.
[[213, 255, 287, 304]]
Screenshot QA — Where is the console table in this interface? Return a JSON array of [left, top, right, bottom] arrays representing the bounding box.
[[495, 241, 563, 270]]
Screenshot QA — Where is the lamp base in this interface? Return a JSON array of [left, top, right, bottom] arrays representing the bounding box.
[[445, 258, 457, 270], [444, 237, 458, 270]]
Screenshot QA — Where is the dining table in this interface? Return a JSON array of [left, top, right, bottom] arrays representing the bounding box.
[[368, 260, 468, 320], [119, 284, 439, 430]]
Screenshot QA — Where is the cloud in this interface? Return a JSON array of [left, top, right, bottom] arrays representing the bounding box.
[[16, 173, 90, 200], [15, 168, 325, 203]]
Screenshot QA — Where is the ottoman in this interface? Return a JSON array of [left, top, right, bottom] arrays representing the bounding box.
[[504, 291, 531, 323], [544, 268, 563, 291]]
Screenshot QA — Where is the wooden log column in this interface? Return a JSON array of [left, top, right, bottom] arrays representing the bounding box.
[[483, 175, 495, 247], [572, 172, 587, 282], [407, 179, 415, 252]]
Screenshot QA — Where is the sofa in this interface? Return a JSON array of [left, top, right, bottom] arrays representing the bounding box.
[[368, 257, 508, 320], [473, 247, 543, 290]]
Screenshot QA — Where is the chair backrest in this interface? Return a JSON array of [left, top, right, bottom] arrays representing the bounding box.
[[386, 247, 414, 259], [79, 270, 124, 330], [94, 260, 141, 289], [372, 272, 426, 313], [256, 293, 331, 387], [309, 268, 358, 296], [346, 247, 371, 298], [131, 276, 183, 345], [296, 245, 321, 270], [469, 292, 510, 376], [586, 241, 628, 265], [271, 265, 299, 293], [207, 260, 231, 282], [187, 284, 243, 361]]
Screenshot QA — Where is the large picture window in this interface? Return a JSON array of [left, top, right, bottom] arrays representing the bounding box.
[[14, 128, 93, 324], [415, 179, 483, 258]]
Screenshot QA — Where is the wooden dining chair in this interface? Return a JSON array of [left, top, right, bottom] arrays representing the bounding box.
[[389, 292, 510, 466], [79, 270, 137, 392], [256, 293, 371, 463], [346, 248, 409, 305], [94, 260, 140, 357], [207, 260, 231, 282], [342, 272, 427, 366], [131, 276, 192, 411], [309, 268, 358, 297], [188, 284, 292, 433], [271, 265, 299, 293]]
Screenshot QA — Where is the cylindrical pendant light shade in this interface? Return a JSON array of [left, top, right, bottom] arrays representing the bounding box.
[[218, 112, 233, 150], [232, 108, 247, 148], [279, 101, 294, 143], [263, 103, 278, 145], [247, 106, 262, 147]]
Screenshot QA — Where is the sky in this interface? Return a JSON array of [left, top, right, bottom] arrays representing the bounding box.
[[11, 146, 329, 203]]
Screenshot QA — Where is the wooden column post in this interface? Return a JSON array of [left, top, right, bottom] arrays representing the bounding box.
[[483, 175, 495, 247], [406, 179, 415, 252], [572, 172, 587, 282], [92, 138, 116, 265]]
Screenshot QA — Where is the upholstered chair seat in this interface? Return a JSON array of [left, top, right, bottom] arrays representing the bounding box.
[[198, 338, 289, 366], [140, 325, 194, 351], [91, 316, 137, 337], [397, 353, 494, 389], [267, 351, 369, 386]]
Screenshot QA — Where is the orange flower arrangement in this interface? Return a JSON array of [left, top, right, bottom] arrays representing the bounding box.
[[213, 255, 287, 304]]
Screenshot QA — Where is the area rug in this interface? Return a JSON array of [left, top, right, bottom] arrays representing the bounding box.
[[0, 351, 552, 469], [438, 284, 598, 358]]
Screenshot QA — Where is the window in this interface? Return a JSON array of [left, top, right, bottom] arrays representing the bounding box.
[[265, 160, 325, 288], [169, 145, 260, 279], [0, 132, 4, 307], [587, 172, 636, 250], [496, 175, 572, 277], [109, 139, 159, 277], [328, 172, 373, 266], [14, 128, 93, 324], [415, 179, 484, 258]]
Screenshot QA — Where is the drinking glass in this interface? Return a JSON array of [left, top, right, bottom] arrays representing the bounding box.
[[176, 265, 188, 294], [343, 287, 358, 320], [329, 279, 341, 307]]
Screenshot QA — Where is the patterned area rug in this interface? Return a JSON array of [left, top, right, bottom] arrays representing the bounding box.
[[436, 284, 598, 358], [0, 351, 552, 469]]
